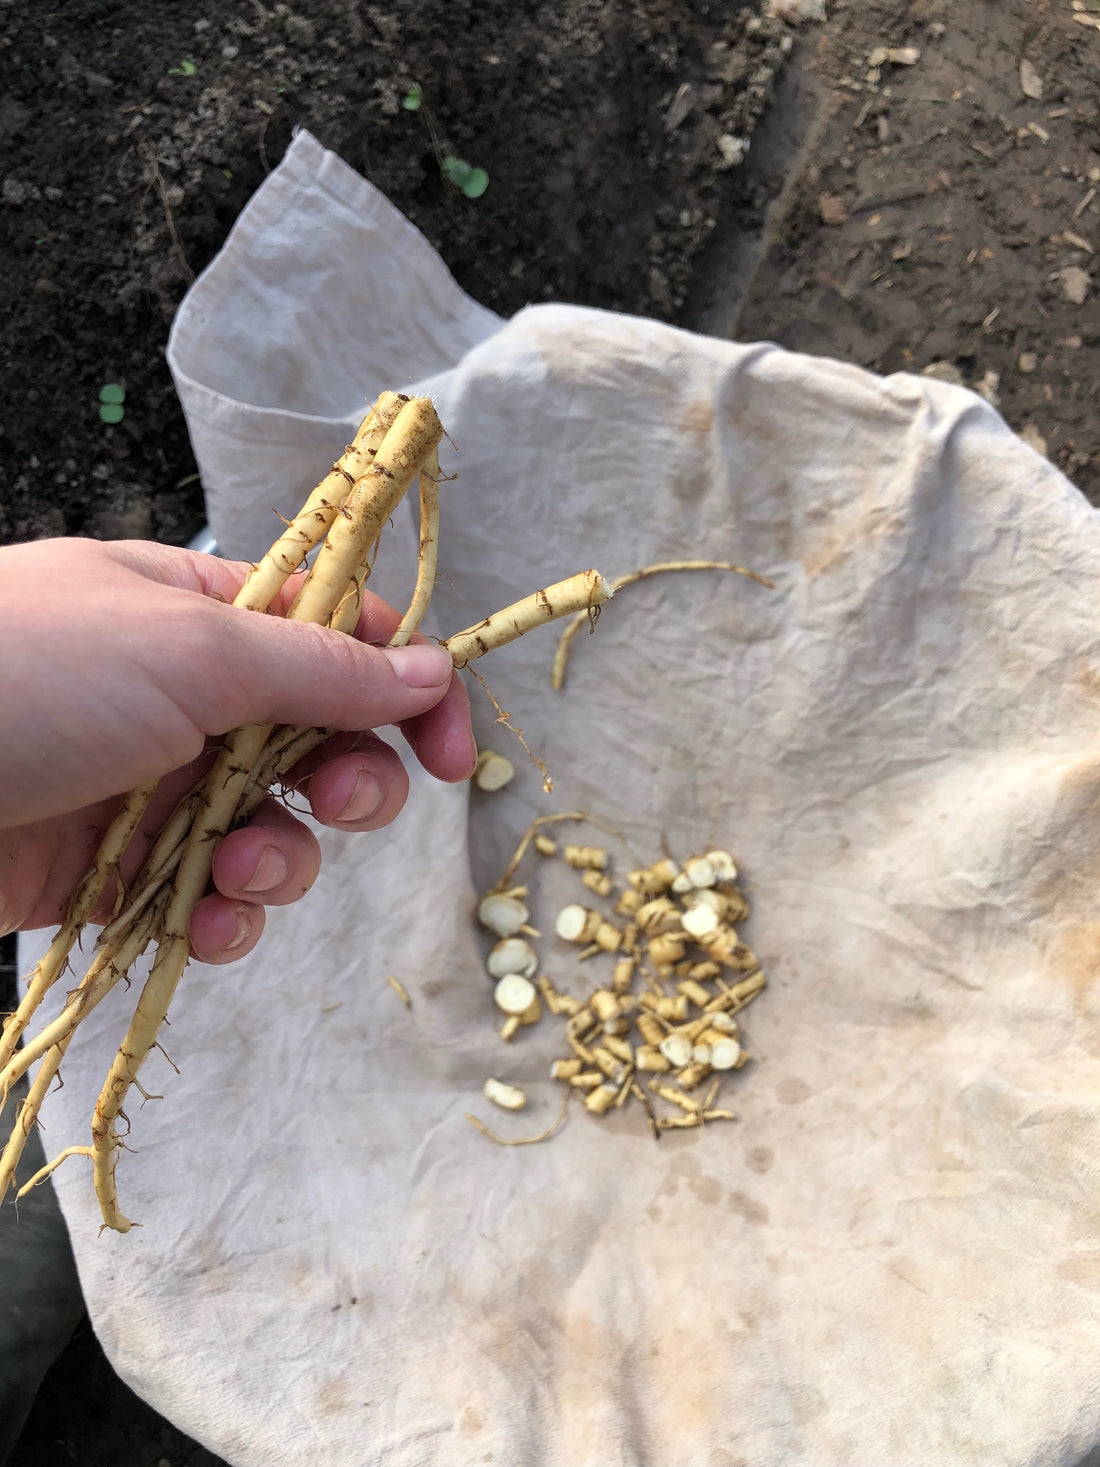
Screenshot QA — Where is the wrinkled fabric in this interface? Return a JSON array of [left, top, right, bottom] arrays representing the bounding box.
[[21, 129, 1100, 1467]]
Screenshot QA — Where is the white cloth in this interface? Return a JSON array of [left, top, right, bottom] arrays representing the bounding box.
[[23, 129, 1100, 1467]]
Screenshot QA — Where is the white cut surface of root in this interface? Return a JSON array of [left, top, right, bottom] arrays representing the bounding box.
[[478, 894, 530, 939], [474, 750, 516, 791], [486, 938, 538, 980], [493, 975, 540, 1023], [483, 1078, 527, 1111], [471, 828, 768, 1144]]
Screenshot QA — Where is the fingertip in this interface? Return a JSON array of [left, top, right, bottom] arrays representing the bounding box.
[[401, 672, 477, 782], [307, 750, 409, 831], [383, 644, 454, 689], [189, 894, 265, 965]]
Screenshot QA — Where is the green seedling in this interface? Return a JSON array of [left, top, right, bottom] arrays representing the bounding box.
[[402, 82, 488, 199], [99, 383, 125, 425], [442, 155, 489, 199], [168, 57, 198, 77]]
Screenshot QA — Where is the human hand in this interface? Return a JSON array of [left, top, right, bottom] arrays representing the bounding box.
[[0, 537, 475, 962]]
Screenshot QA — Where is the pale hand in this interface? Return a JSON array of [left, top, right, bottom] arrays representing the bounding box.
[[0, 538, 475, 963]]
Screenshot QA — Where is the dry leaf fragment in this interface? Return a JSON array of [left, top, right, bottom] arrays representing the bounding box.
[[1058, 266, 1091, 305], [1019, 59, 1043, 100], [868, 46, 920, 67], [818, 192, 848, 225], [1019, 424, 1048, 457]]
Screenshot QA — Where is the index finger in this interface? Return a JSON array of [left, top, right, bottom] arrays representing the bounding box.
[[105, 540, 407, 644]]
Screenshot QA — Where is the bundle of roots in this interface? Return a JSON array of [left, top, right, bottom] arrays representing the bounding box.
[[0, 393, 609, 1232]]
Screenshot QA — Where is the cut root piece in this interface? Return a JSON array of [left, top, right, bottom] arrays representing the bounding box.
[[551, 559, 776, 690], [475, 826, 770, 1143], [483, 1077, 527, 1111], [493, 974, 541, 1025], [473, 750, 516, 791]]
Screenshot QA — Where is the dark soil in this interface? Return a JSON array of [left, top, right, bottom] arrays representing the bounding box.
[[0, 0, 787, 548], [2, 0, 1098, 1462], [731, 0, 1100, 500]]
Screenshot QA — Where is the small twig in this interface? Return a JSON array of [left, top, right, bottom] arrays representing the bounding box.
[[466, 1088, 570, 1147], [386, 975, 412, 1009], [496, 812, 624, 890], [137, 140, 195, 285], [552, 560, 776, 690], [466, 666, 553, 793]]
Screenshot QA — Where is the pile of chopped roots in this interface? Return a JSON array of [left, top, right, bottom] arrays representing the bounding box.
[[475, 817, 767, 1138], [0, 393, 609, 1232]]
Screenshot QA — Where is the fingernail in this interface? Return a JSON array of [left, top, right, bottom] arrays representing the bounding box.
[[337, 771, 384, 823], [226, 905, 252, 951], [241, 845, 288, 895], [459, 731, 479, 780], [385, 644, 453, 688]]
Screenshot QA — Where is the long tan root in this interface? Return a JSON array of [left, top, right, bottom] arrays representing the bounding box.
[[236, 392, 408, 614], [0, 1035, 73, 1205], [288, 397, 444, 628], [1, 910, 160, 1103], [444, 569, 611, 668], [551, 559, 775, 690], [390, 450, 441, 647], [0, 780, 158, 1072]]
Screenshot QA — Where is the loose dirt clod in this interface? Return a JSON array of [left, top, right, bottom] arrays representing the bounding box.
[[0, 395, 609, 1233]]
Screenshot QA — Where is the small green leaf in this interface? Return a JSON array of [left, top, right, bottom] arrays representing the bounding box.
[[168, 56, 198, 77], [461, 168, 489, 199], [99, 383, 126, 405], [221, 168, 233, 179], [442, 155, 474, 188], [402, 83, 422, 111], [99, 403, 125, 425]]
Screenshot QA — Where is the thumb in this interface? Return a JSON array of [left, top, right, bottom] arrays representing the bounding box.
[[174, 601, 456, 738]]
